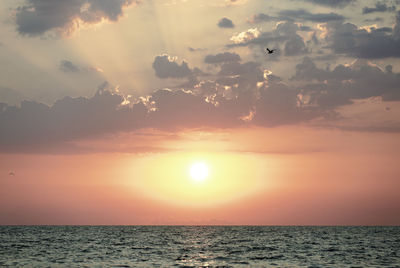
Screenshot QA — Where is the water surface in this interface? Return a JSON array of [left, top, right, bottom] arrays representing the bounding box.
[[1, 226, 399, 267]]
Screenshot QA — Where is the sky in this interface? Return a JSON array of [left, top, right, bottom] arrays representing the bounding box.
[[1, 0, 400, 225]]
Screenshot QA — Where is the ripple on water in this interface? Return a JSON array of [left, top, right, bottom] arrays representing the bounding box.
[[0, 226, 400, 267]]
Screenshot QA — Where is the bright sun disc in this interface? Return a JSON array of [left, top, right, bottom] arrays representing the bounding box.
[[190, 162, 209, 182]]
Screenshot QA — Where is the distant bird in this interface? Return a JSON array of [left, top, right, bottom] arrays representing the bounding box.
[[9, 172, 15, 176], [265, 48, 275, 54]]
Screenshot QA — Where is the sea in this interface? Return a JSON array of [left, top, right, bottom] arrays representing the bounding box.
[[0, 226, 399, 267]]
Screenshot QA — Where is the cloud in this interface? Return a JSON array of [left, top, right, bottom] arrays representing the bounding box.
[[292, 57, 400, 108], [188, 47, 206, 52], [152, 54, 194, 79], [218, 17, 235, 28], [0, 90, 147, 151], [59, 59, 103, 74], [333, 124, 400, 133], [0, 87, 26, 106], [324, 11, 400, 58], [0, 58, 297, 151], [3, 55, 400, 152], [230, 28, 261, 44], [148, 60, 322, 129], [364, 17, 384, 23], [248, 13, 276, 23], [15, 0, 138, 37], [146, 89, 229, 129], [59, 60, 80, 73], [362, 2, 396, 14], [299, 0, 356, 8], [204, 52, 241, 64], [0, 86, 248, 152], [249, 10, 344, 24], [254, 81, 319, 126], [285, 35, 308, 56], [228, 22, 309, 56], [224, 0, 248, 6], [277, 9, 345, 22]]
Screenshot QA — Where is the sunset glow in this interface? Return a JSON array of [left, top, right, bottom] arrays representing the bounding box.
[[0, 0, 400, 226]]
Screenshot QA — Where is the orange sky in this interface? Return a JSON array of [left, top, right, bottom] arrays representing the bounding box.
[[1, 126, 399, 225]]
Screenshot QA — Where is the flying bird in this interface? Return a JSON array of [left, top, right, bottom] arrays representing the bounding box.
[[9, 172, 15, 176], [265, 48, 275, 54]]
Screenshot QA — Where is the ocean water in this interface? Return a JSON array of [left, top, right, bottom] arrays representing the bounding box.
[[0, 226, 399, 267]]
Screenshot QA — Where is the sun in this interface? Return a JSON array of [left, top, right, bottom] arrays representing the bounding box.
[[189, 162, 209, 182]]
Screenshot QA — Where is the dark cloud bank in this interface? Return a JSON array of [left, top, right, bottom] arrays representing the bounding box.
[[324, 11, 400, 58], [299, 0, 356, 8], [250, 9, 344, 23], [1, 52, 400, 152], [240, 9, 400, 59], [15, 0, 138, 36], [362, 2, 396, 14], [204, 52, 241, 64]]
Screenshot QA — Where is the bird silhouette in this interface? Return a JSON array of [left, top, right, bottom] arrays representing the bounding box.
[[266, 48, 275, 54], [9, 172, 15, 176]]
